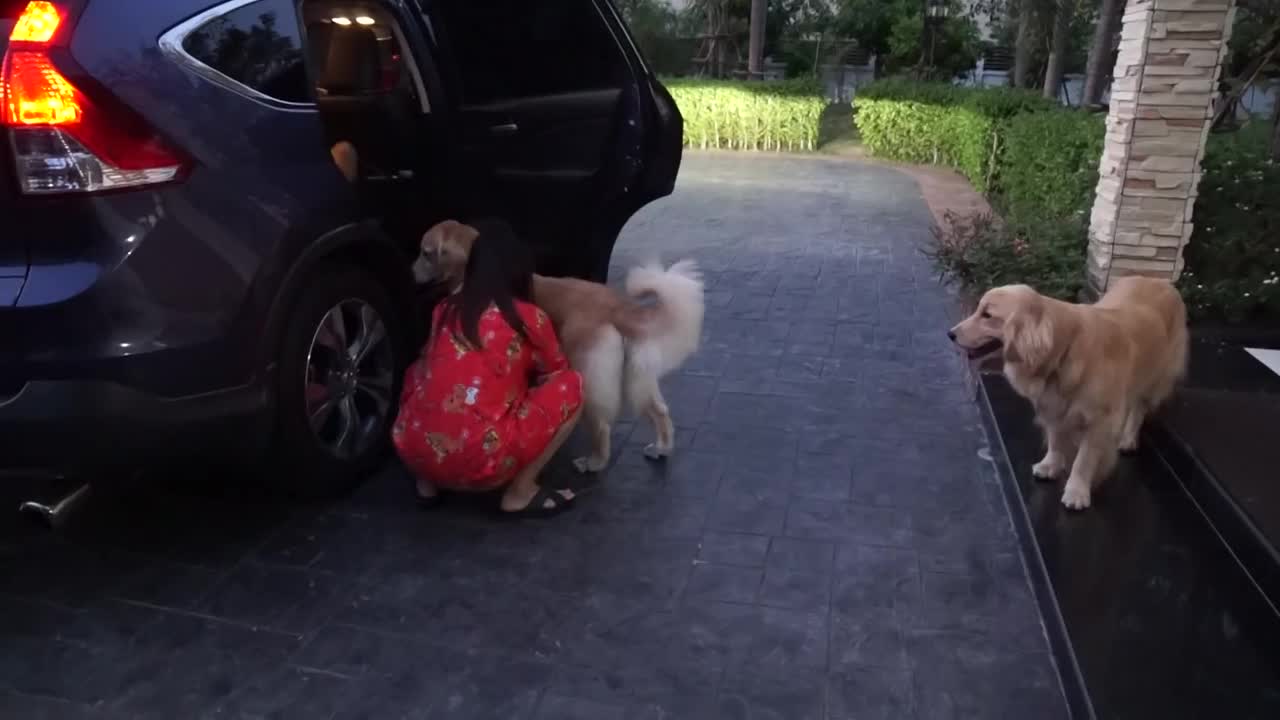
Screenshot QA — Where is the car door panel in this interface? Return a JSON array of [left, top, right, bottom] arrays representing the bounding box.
[[446, 88, 623, 271], [461, 90, 621, 177]]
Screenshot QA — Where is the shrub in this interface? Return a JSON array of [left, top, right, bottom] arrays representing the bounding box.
[[999, 110, 1104, 222], [857, 79, 1054, 118], [865, 78, 1278, 324], [881, 80, 1100, 302], [664, 78, 826, 152], [853, 80, 1055, 192], [856, 96, 995, 190], [926, 211, 1088, 303], [1180, 123, 1280, 323]]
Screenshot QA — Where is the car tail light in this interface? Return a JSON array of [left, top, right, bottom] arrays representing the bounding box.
[[1, 1, 188, 194]]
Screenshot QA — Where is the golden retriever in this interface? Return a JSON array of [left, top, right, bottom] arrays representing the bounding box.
[[412, 220, 705, 473], [949, 277, 1188, 510]]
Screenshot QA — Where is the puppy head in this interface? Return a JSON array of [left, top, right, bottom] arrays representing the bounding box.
[[413, 220, 478, 287], [950, 284, 1053, 370]]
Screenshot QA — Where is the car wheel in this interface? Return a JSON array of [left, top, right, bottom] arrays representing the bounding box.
[[270, 263, 407, 498]]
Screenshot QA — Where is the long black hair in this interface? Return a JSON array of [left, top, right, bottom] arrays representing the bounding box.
[[436, 218, 534, 349]]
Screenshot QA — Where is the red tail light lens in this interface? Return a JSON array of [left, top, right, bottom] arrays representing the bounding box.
[[9, 0, 61, 43], [1, 1, 189, 194], [3, 49, 81, 125]]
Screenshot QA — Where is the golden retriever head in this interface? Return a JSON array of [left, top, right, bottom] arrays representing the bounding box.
[[949, 284, 1055, 371], [412, 220, 478, 288]]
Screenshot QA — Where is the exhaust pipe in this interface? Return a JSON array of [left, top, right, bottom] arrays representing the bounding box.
[[19, 483, 91, 529]]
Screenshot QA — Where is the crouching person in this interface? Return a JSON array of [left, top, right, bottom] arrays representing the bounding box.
[[392, 221, 583, 517]]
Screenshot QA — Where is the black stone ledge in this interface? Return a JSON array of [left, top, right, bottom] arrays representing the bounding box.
[[1148, 410, 1280, 618], [975, 369, 1280, 720], [975, 372, 1095, 720], [1149, 337, 1280, 616]]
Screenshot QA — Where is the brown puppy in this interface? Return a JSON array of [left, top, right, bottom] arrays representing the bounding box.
[[413, 220, 705, 473], [949, 277, 1188, 510]]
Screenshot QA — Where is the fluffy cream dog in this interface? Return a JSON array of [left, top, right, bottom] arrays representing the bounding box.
[[949, 277, 1188, 510], [412, 220, 705, 473]]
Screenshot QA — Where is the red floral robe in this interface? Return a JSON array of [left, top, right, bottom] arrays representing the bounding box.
[[392, 301, 583, 490]]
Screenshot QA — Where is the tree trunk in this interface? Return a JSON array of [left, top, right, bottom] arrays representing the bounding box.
[[1082, 0, 1119, 107], [1043, 0, 1073, 100], [1271, 95, 1280, 162], [748, 0, 767, 78], [1013, 0, 1035, 88], [920, 0, 931, 66]]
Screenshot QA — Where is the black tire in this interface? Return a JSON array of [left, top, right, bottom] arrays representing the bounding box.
[[269, 262, 408, 498]]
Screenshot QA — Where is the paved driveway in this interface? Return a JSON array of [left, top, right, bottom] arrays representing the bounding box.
[[0, 153, 1066, 719]]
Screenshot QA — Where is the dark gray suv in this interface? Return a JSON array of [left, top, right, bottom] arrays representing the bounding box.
[[0, 0, 682, 495]]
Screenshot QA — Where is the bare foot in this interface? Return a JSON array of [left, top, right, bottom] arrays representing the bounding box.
[[416, 478, 438, 499], [415, 478, 441, 508]]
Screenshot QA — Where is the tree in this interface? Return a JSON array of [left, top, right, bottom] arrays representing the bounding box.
[[831, 0, 978, 78], [748, 0, 768, 76], [1272, 96, 1280, 161], [1213, 19, 1280, 128], [1081, 0, 1120, 107], [1043, 0, 1074, 99], [888, 9, 981, 78], [1012, 0, 1036, 87], [832, 0, 903, 75]]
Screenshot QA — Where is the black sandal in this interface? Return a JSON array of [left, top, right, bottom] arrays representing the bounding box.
[[501, 485, 575, 519]]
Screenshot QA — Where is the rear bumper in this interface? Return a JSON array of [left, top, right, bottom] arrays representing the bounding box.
[[0, 376, 274, 477]]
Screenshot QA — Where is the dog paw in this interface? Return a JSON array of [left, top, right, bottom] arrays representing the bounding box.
[[643, 444, 671, 461], [573, 456, 608, 474], [1032, 458, 1064, 480], [1061, 482, 1091, 510], [1118, 436, 1140, 454]]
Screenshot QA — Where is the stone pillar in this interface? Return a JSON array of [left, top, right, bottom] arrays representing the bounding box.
[[1086, 0, 1236, 294]]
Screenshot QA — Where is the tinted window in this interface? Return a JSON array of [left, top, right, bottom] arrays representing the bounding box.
[[183, 0, 311, 104], [431, 0, 628, 105], [301, 3, 419, 102]]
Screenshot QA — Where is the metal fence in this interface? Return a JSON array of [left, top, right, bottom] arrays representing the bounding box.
[[802, 54, 1279, 117]]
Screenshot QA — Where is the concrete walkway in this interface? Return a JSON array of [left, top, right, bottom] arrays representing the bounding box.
[[0, 152, 1066, 719]]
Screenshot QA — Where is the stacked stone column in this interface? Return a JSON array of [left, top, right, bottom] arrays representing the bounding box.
[[1086, 0, 1236, 293]]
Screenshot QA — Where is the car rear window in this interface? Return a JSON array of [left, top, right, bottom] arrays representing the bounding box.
[[181, 0, 311, 104]]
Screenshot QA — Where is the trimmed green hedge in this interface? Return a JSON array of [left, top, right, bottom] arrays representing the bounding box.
[[857, 79, 1056, 119], [854, 80, 1057, 193], [896, 77, 1278, 323], [856, 98, 996, 191], [871, 80, 1103, 304], [999, 110, 1105, 222], [664, 78, 825, 152]]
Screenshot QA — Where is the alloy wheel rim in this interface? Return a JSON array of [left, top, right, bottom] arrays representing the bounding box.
[[304, 298, 394, 460]]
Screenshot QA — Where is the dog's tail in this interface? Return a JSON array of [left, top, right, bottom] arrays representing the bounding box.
[[613, 259, 705, 413]]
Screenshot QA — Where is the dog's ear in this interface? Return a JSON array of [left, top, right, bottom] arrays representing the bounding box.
[[1003, 297, 1054, 372]]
